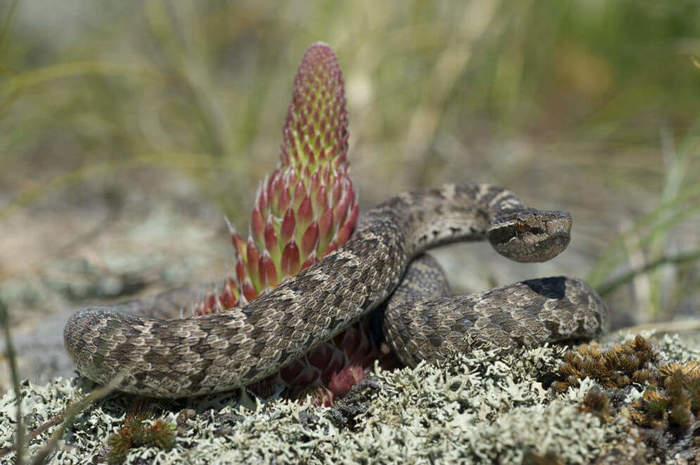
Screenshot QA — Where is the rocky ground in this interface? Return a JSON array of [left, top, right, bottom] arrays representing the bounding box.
[[1, 155, 698, 464]]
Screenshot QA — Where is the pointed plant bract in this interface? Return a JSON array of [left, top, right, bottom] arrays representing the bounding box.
[[195, 43, 382, 404]]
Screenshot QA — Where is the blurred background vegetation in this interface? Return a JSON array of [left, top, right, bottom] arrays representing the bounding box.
[[1, 0, 699, 338]]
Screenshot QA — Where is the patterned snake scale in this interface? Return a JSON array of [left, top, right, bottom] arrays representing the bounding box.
[[64, 183, 608, 398]]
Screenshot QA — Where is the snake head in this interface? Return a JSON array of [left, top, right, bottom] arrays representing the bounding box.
[[487, 210, 572, 263]]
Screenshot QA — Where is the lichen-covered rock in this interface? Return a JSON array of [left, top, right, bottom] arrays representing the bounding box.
[[0, 333, 697, 464]]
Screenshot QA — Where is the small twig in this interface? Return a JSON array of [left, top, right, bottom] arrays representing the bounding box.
[[27, 378, 122, 465], [20, 413, 65, 450], [0, 413, 64, 458], [0, 375, 123, 464], [596, 249, 700, 297], [0, 297, 25, 465]]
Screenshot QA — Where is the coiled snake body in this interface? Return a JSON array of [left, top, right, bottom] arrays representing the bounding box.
[[64, 184, 608, 398]]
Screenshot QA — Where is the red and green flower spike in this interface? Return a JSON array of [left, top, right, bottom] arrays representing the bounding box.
[[196, 42, 358, 315]]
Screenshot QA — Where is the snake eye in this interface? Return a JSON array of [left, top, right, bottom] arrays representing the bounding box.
[[524, 225, 545, 236], [509, 219, 545, 238]]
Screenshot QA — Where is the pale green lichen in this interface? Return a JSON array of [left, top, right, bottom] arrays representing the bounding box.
[[0, 334, 697, 464], [657, 334, 700, 365]]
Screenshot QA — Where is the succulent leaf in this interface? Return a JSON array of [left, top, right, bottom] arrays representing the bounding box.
[[193, 43, 380, 404], [195, 41, 355, 314]]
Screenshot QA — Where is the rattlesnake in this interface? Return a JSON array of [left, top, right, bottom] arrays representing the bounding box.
[[64, 183, 608, 398]]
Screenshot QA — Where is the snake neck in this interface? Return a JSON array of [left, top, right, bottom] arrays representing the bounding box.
[[321, 184, 525, 316], [354, 183, 526, 259], [358, 183, 572, 264]]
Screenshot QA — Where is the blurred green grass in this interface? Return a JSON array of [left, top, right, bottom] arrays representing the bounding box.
[[1, 0, 699, 324]]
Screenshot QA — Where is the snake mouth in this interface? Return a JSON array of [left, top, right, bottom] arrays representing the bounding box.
[[487, 210, 572, 263]]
